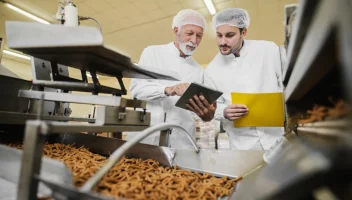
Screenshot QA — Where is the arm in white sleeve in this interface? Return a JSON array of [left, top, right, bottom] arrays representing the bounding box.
[[129, 48, 168, 102], [130, 79, 167, 102]]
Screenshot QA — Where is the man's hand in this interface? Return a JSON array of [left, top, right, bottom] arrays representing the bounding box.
[[224, 104, 248, 120], [165, 83, 190, 96], [186, 95, 216, 122]]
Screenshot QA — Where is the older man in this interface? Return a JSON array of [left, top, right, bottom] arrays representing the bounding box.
[[126, 9, 216, 149]]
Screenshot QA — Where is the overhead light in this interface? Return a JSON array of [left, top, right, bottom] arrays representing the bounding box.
[[5, 3, 50, 24], [204, 0, 216, 15], [3, 49, 31, 60]]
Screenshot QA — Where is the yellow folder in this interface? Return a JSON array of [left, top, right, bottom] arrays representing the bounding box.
[[231, 92, 284, 128]]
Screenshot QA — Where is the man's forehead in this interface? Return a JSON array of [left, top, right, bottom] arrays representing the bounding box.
[[216, 25, 240, 33], [181, 24, 204, 32]]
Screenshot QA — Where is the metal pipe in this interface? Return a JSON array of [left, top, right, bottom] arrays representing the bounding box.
[[80, 122, 199, 191]]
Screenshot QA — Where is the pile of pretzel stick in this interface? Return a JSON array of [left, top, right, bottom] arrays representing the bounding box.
[[298, 99, 351, 124], [8, 143, 241, 200]]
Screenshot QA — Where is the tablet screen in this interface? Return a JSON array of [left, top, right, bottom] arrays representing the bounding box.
[[175, 83, 223, 109]]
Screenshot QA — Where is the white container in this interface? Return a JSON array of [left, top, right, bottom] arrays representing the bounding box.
[[64, 3, 78, 27]]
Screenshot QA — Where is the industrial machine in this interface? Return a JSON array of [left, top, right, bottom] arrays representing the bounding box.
[[229, 0, 352, 199], [0, 0, 351, 199]]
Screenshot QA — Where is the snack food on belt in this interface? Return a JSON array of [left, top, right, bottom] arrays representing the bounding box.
[[298, 99, 351, 124], [326, 99, 351, 119], [298, 104, 328, 124], [9, 143, 241, 200]]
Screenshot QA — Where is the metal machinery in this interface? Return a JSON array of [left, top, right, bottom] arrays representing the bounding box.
[[228, 0, 352, 199]]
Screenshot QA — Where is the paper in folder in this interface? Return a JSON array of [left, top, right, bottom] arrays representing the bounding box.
[[231, 92, 284, 128]]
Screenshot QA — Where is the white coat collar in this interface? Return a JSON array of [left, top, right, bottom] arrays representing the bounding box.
[[167, 42, 193, 60]]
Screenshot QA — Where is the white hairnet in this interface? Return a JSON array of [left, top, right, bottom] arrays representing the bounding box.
[[212, 8, 250, 30], [172, 9, 206, 31]]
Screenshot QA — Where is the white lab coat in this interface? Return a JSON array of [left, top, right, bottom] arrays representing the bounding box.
[[205, 40, 284, 150], [126, 42, 213, 149]]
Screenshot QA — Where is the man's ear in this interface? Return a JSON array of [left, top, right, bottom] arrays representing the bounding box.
[[173, 27, 178, 36], [242, 28, 247, 37]]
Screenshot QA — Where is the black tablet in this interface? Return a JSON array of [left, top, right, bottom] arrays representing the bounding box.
[[175, 83, 223, 109]]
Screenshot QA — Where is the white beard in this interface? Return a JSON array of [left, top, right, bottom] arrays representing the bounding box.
[[177, 34, 197, 56]]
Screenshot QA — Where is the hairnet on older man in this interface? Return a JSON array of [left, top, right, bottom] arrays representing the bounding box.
[[172, 9, 207, 31], [212, 8, 250, 30]]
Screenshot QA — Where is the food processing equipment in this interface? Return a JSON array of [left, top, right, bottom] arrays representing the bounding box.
[[1, 0, 351, 199]]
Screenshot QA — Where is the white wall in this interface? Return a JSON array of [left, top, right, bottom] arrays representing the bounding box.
[[1, 57, 32, 79]]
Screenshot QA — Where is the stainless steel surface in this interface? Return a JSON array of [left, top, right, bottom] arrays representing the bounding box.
[[230, 134, 352, 200], [95, 106, 150, 126], [228, 164, 266, 200], [81, 122, 199, 191], [32, 80, 125, 94], [174, 149, 265, 178], [27, 88, 68, 116], [45, 121, 148, 133], [0, 145, 73, 200], [31, 57, 70, 81], [159, 129, 171, 147], [297, 119, 352, 138], [0, 178, 17, 200], [0, 111, 95, 124], [285, 0, 352, 102], [38, 176, 115, 200], [52, 133, 175, 167], [6, 22, 103, 49], [18, 90, 122, 106], [298, 119, 352, 128], [5, 22, 180, 81], [30, 57, 71, 116], [18, 121, 48, 200], [282, 0, 318, 84], [31, 57, 53, 81], [297, 127, 349, 137]]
